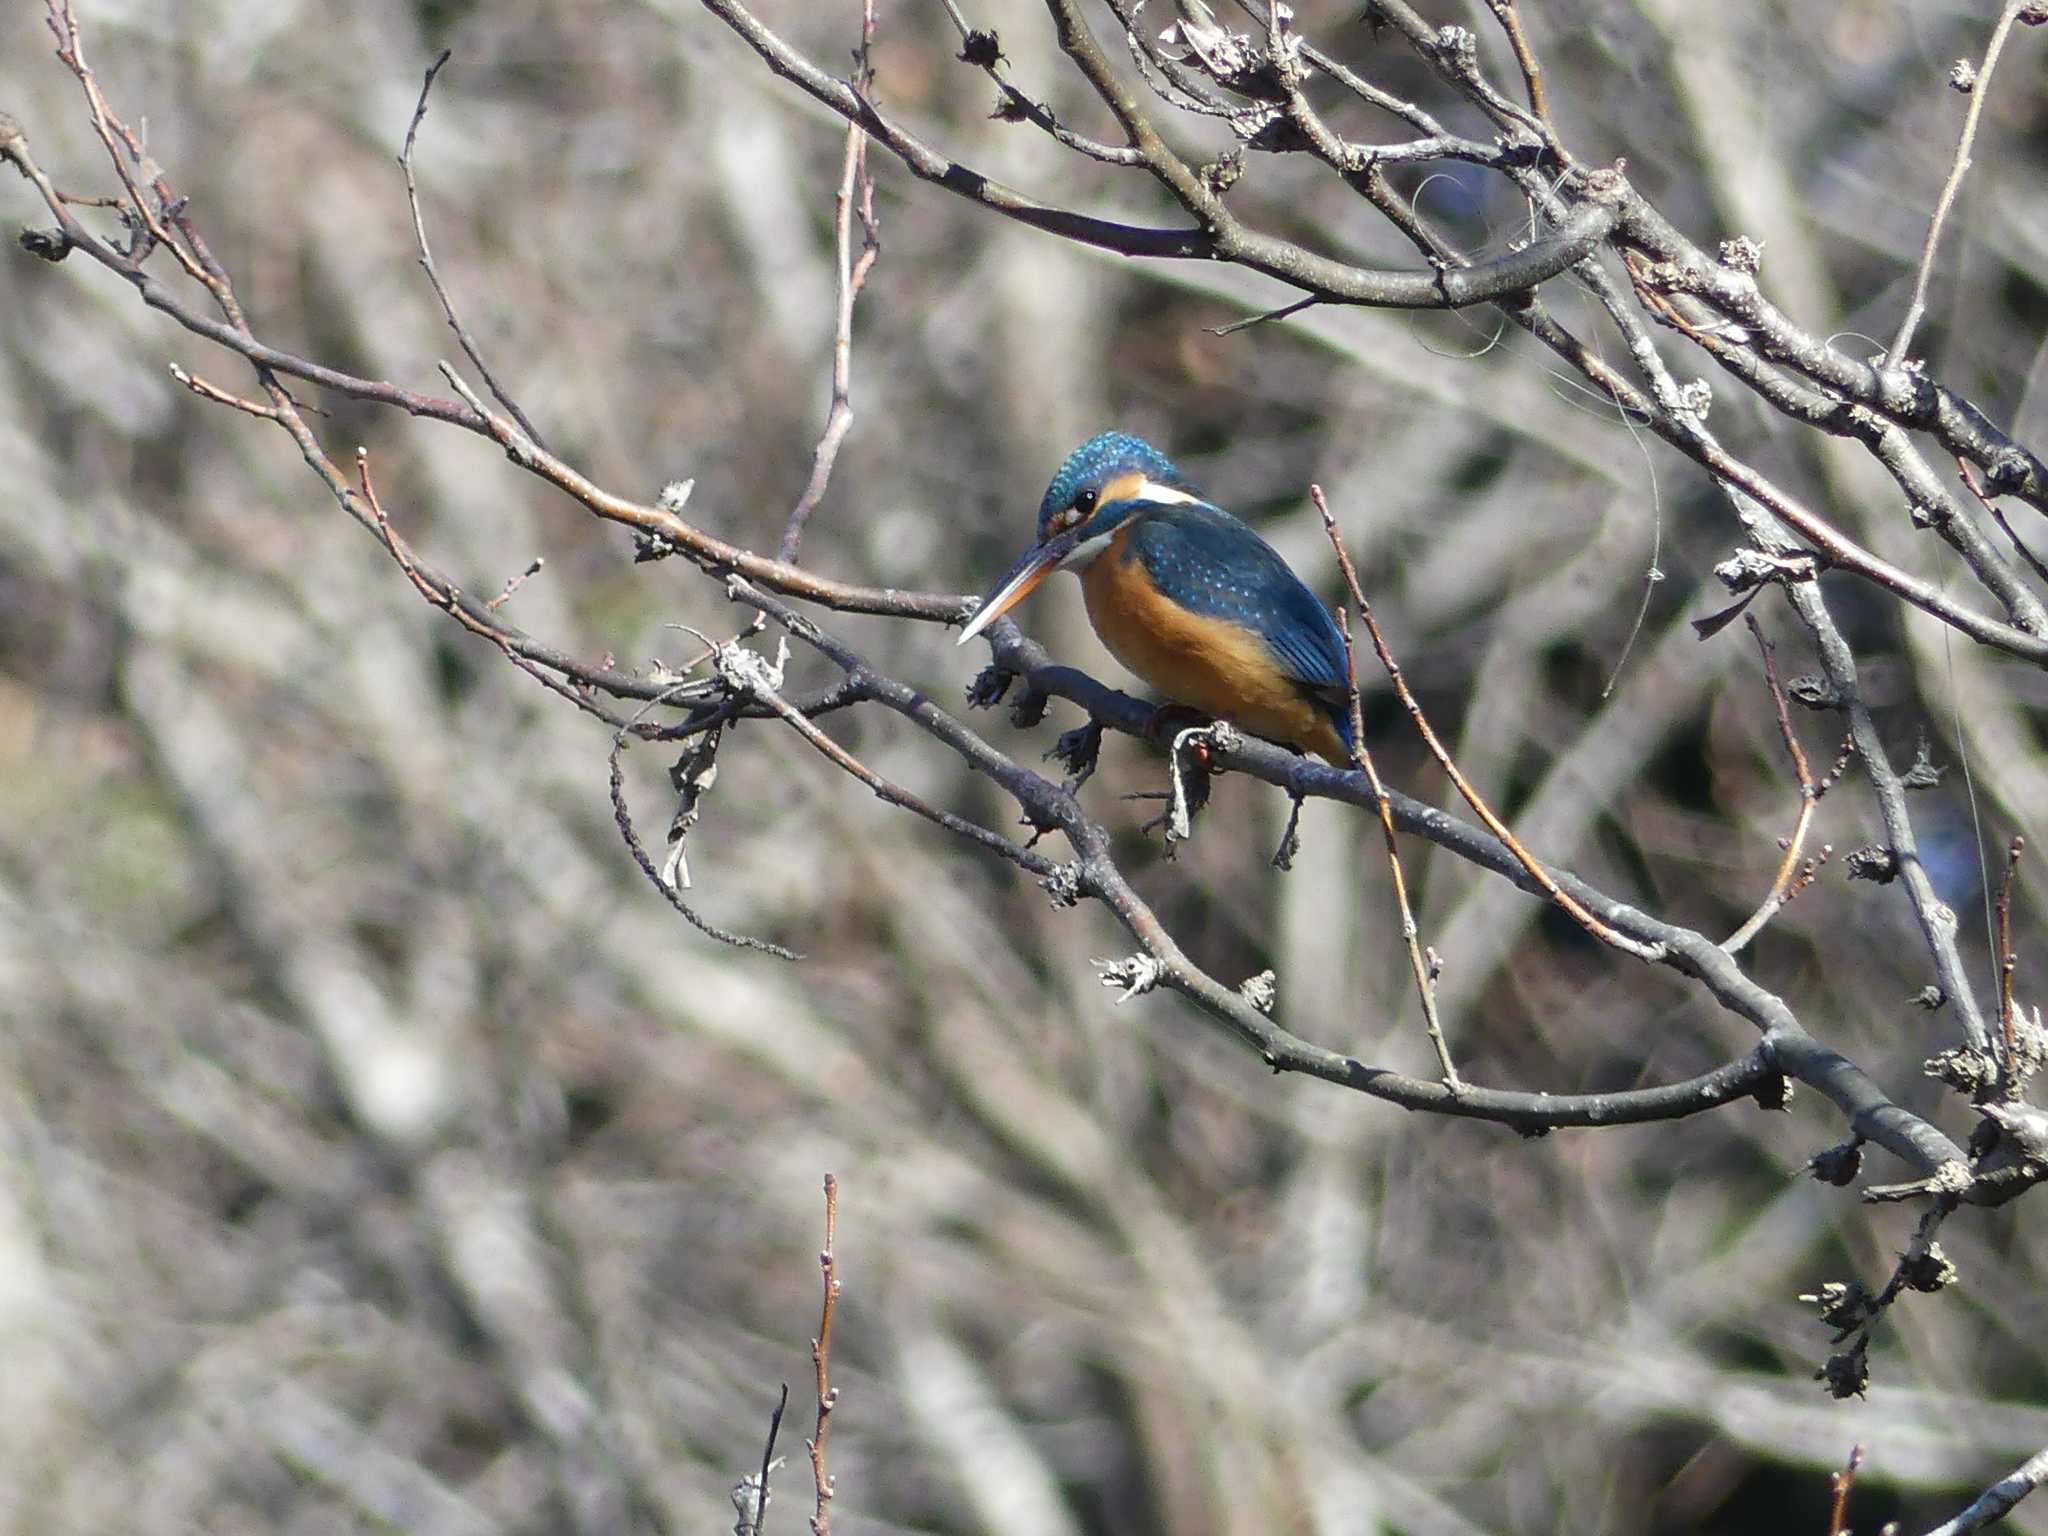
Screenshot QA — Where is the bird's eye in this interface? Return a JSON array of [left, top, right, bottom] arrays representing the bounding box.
[[1074, 489, 1099, 515]]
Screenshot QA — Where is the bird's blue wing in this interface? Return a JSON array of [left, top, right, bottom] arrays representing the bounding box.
[[1121, 501, 1351, 695]]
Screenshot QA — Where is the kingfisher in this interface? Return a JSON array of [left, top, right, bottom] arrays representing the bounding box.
[[957, 432, 1356, 765]]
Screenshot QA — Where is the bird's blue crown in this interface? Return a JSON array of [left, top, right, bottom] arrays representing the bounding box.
[[1036, 432, 1199, 538]]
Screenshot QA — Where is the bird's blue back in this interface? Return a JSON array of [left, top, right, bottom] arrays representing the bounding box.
[[1120, 501, 1356, 752]]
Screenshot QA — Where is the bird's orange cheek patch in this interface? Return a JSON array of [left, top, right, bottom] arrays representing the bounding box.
[[1097, 470, 1148, 508]]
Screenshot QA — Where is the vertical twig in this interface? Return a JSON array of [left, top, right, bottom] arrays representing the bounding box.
[[808, 1174, 842, 1536], [1886, 0, 2034, 365], [1312, 488, 1663, 963], [1826, 1444, 1863, 1536], [1312, 488, 1460, 1084], [732, 1384, 790, 1536], [1332, 602, 1463, 1090], [1484, 0, 1568, 164], [1997, 835, 2025, 1084], [777, 0, 881, 566]]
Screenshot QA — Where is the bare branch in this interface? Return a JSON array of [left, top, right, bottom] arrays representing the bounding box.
[[699, 0, 1624, 310], [775, 0, 880, 567], [1315, 509, 1460, 1090], [1887, 1, 2037, 366], [1826, 1444, 1863, 1536], [1313, 486, 1661, 963], [807, 1174, 841, 1536], [1722, 618, 1851, 954], [1920, 1444, 2048, 1536], [609, 729, 799, 959], [399, 48, 551, 449]]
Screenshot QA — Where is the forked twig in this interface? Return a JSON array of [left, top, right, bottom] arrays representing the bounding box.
[[400, 49, 550, 450], [1312, 488, 1663, 962], [1722, 616, 1851, 953], [45, 0, 212, 289], [778, 0, 881, 567], [808, 1174, 842, 1536]]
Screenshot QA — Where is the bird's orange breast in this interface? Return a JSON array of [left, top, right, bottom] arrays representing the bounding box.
[[1079, 525, 1347, 762]]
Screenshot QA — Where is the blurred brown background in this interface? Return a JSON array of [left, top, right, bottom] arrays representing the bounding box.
[[4, 1, 2048, 1532]]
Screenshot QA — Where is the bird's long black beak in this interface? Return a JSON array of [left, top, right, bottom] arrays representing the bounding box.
[[956, 526, 1085, 645]]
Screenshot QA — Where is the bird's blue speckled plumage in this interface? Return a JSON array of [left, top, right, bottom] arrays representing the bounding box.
[[1036, 432, 1193, 539]]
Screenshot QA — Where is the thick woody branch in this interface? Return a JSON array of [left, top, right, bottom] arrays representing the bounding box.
[[1618, 199, 2048, 520], [696, 0, 1621, 310]]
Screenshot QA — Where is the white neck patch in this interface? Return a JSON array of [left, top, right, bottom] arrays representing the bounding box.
[[1132, 479, 1199, 506], [1056, 527, 1119, 570]]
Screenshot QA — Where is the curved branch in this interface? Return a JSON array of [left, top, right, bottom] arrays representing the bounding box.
[[696, 0, 1621, 310]]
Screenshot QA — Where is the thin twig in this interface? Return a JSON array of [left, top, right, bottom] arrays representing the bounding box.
[[1920, 1443, 2048, 1536], [1209, 296, 1320, 337], [808, 1174, 841, 1536], [168, 364, 284, 421], [1311, 495, 1460, 1086], [1886, 0, 2034, 366], [732, 1384, 790, 1536], [352, 449, 654, 727], [1484, 0, 1568, 165], [1312, 487, 1662, 963], [939, 0, 1147, 163], [1827, 1444, 1863, 1536], [1958, 456, 2048, 590], [1998, 834, 2024, 1085], [608, 729, 799, 960], [399, 49, 550, 449], [776, 0, 880, 566], [485, 558, 545, 612], [1334, 601, 1463, 1090], [725, 587, 1062, 875], [1722, 616, 1853, 953]]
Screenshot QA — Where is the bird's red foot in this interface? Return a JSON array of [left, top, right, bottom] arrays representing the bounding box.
[[1144, 703, 1214, 759]]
